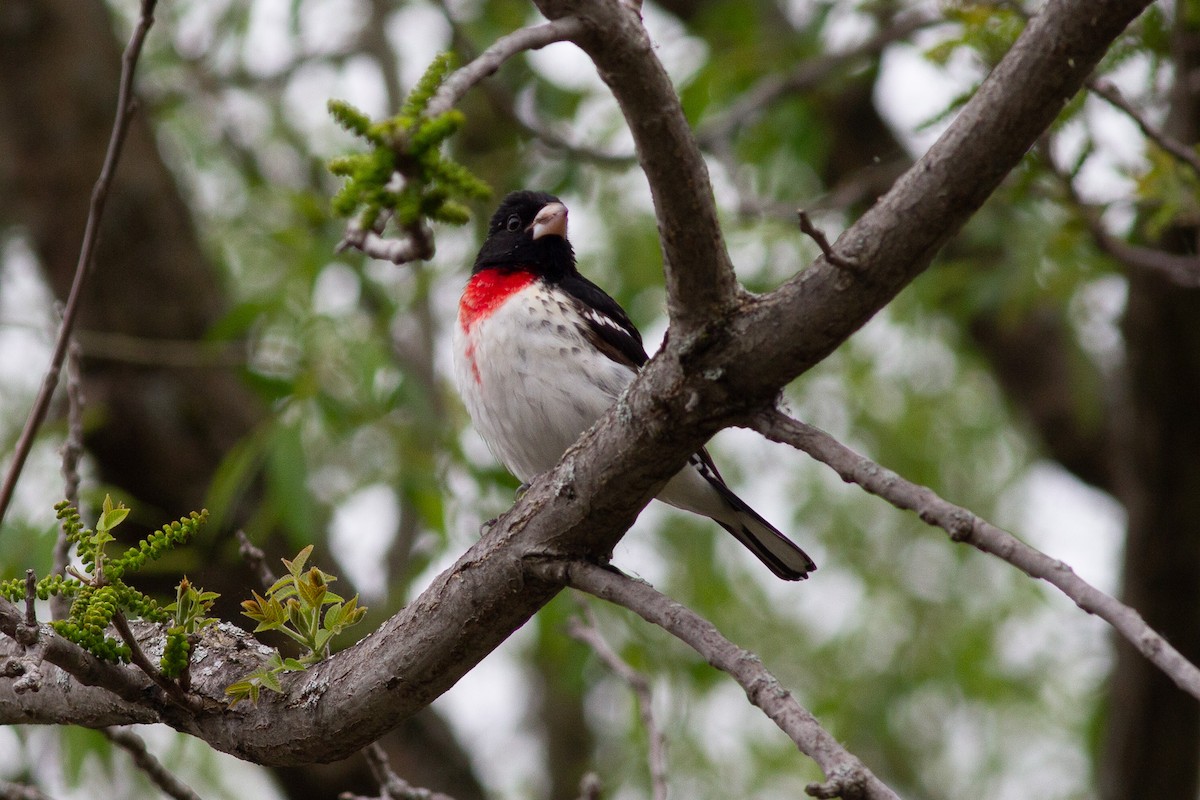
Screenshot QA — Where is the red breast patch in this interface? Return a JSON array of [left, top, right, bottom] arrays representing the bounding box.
[[459, 268, 535, 331]]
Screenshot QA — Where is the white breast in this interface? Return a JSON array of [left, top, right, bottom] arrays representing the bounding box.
[[453, 282, 637, 482]]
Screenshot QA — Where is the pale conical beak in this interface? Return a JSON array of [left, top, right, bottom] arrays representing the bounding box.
[[529, 202, 568, 240]]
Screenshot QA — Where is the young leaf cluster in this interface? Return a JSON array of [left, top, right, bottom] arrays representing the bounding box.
[[327, 52, 491, 233], [226, 545, 367, 706], [160, 576, 220, 679], [1, 497, 212, 672]]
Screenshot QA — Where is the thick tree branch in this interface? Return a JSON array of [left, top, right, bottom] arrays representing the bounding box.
[[753, 409, 1200, 702], [0, 599, 169, 718], [550, 562, 900, 800]]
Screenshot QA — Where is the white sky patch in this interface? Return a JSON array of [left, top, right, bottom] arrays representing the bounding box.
[[640, 2, 709, 86], [1009, 461, 1125, 595], [0, 237, 55, 395], [876, 38, 985, 156], [386, 2, 453, 89], [1071, 275, 1127, 372], [299, 0, 368, 57], [312, 262, 362, 317], [433, 625, 544, 799], [243, 0, 298, 77], [329, 483, 400, 600], [173, 0, 233, 60], [526, 34, 606, 94]]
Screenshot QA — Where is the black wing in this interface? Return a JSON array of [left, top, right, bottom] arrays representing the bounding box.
[[559, 273, 649, 370]]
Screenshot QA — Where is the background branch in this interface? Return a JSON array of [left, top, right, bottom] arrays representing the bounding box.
[[0, 0, 158, 529], [567, 606, 667, 800], [101, 726, 203, 800], [549, 561, 900, 800], [752, 409, 1200, 701]]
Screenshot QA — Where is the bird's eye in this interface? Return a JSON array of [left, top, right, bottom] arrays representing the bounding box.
[[505, 215, 522, 232]]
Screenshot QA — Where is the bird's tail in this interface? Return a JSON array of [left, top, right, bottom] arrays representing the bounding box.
[[658, 452, 817, 581], [706, 480, 817, 581]]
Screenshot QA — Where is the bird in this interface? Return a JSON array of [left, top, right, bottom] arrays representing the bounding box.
[[452, 190, 816, 580]]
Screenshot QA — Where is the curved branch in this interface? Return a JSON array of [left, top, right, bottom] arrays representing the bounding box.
[[549, 561, 900, 800], [101, 727, 203, 800], [336, 18, 585, 264], [566, 607, 667, 800], [532, 0, 740, 330], [426, 17, 585, 118], [753, 409, 1200, 702], [1087, 77, 1200, 175]]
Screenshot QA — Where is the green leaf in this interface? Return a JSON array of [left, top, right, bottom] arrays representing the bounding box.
[[97, 505, 130, 533], [282, 544, 314, 578]]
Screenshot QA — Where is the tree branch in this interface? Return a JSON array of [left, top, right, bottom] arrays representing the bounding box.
[[1087, 76, 1200, 175], [0, 0, 158, 530], [0, 781, 58, 800], [336, 17, 585, 264], [752, 409, 1200, 702], [550, 562, 900, 800], [1041, 140, 1200, 287], [566, 607, 667, 800], [101, 727, 203, 800], [532, 0, 740, 330], [696, 9, 938, 147], [426, 18, 586, 118]]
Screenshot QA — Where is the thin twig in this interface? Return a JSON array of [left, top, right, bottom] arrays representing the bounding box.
[[697, 10, 937, 146], [101, 727, 204, 800], [797, 211, 860, 271], [337, 219, 435, 266], [427, 18, 585, 118], [0, 0, 160, 531], [539, 562, 901, 800], [21, 571, 38, 633], [1038, 138, 1200, 287], [431, 2, 633, 167], [752, 408, 1200, 702], [111, 612, 202, 713], [236, 530, 278, 589], [567, 607, 667, 800], [0, 781, 58, 800], [59, 337, 84, 512], [1086, 80, 1200, 174], [346, 742, 458, 800], [9, 570, 46, 693], [52, 339, 85, 620]]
